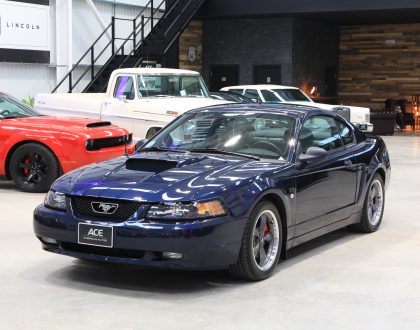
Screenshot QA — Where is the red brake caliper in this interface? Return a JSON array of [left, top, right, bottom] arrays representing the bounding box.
[[23, 157, 30, 176]]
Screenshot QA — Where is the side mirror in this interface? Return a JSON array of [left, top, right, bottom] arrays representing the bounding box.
[[118, 95, 128, 102], [135, 139, 148, 151], [298, 147, 327, 163]]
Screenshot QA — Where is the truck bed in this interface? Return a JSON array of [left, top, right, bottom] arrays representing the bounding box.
[[35, 93, 106, 118]]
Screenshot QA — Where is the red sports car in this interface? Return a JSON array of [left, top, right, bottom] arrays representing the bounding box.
[[0, 92, 134, 192]]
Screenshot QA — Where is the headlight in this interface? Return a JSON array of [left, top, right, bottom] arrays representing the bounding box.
[[44, 190, 66, 211], [147, 200, 226, 220]]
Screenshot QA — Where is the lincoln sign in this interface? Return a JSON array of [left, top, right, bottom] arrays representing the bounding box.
[[0, 0, 50, 63]]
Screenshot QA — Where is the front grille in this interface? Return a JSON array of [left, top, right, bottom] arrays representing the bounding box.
[[86, 134, 132, 151], [72, 196, 142, 221], [60, 242, 146, 259]]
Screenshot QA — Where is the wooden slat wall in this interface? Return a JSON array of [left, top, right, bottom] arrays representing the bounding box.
[[339, 24, 420, 110], [179, 20, 203, 72]]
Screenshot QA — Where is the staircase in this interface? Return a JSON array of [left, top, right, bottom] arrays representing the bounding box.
[[52, 0, 205, 93]]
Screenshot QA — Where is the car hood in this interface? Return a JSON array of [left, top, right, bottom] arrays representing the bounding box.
[[2, 116, 123, 133], [1, 115, 129, 139], [53, 151, 287, 202]]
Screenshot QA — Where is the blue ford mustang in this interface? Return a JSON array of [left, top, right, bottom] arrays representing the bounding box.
[[34, 104, 390, 281]]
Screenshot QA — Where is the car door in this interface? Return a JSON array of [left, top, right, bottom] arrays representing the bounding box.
[[101, 74, 135, 134], [293, 115, 358, 239]]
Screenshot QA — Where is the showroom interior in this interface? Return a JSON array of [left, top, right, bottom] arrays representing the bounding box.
[[1, 0, 420, 328]]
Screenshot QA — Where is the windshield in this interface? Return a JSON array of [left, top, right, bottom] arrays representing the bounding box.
[[0, 95, 40, 119], [137, 74, 210, 98], [262, 89, 312, 102], [145, 111, 296, 160]]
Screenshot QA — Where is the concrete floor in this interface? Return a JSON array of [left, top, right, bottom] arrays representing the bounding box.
[[1, 136, 420, 329]]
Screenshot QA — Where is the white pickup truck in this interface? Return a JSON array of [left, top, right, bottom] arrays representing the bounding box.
[[35, 68, 230, 139], [221, 84, 373, 132]]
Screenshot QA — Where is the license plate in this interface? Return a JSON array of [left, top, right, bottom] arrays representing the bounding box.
[[358, 124, 368, 131], [78, 223, 113, 248]]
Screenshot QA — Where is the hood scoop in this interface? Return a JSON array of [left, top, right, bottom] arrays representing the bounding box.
[[125, 158, 178, 172], [86, 121, 112, 128]]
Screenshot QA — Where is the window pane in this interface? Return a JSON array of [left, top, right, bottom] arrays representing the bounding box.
[[114, 76, 135, 100], [244, 89, 260, 100], [300, 115, 343, 152], [336, 120, 353, 145], [148, 112, 296, 160]]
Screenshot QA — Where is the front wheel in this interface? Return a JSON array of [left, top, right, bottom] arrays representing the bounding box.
[[9, 143, 59, 193], [229, 201, 282, 281]]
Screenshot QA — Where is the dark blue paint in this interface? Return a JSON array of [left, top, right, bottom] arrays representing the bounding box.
[[33, 104, 391, 270]]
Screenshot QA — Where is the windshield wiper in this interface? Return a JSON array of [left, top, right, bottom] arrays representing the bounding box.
[[141, 146, 189, 153], [190, 148, 259, 160]]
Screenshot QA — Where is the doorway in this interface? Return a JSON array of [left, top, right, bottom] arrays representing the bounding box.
[[253, 65, 282, 84], [210, 65, 239, 91], [324, 66, 338, 97]]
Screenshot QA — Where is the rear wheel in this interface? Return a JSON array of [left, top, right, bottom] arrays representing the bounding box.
[[10, 143, 59, 193], [352, 173, 385, 233], [229, 201, 282, 281]]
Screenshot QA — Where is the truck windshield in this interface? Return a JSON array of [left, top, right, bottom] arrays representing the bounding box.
[[137, 74, 210, 98], [0, 95, 40, 119], [262, 89, 312, 102]]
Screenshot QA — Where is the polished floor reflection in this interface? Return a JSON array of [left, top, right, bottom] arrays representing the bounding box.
[[0, 135, 419, 329]]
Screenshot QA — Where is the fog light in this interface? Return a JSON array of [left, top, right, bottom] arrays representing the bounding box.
[[41, 237, 58, 244], [162, 252, 183, 259]]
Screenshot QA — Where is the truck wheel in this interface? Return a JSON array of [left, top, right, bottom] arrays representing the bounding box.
[[229, 201, 282, 281], [10, 143, 59, 193]]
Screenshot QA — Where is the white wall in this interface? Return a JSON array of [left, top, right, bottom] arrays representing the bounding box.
[[0, 0, 163, 99]]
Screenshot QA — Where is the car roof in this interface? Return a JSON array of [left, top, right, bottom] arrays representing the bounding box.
[[112, 68, 200, 75], [221, 85, 300, 90], [187, 102, 334, 118]]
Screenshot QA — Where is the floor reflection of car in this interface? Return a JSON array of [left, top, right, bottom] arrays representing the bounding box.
[[210, 91, 253, 103], [0, 92, 134, 192], [34, 103, 390, 280]]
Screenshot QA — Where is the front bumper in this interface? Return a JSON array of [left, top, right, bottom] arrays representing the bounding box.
[[33, 205, 246, 270]]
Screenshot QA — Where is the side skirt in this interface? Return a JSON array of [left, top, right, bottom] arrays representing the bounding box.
[[289, 211, 361, 248]]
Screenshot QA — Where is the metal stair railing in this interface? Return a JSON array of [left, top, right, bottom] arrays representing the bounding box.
[[52, 0, 165, 93]]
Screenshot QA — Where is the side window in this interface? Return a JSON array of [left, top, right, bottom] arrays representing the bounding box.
[[228, 88, 244, 95], [336, 120, 354, 145], [261, 89, 280, 102], [299, 115, 344, 152], [244, 89, 261, 101], [113, 76, 135, 100]]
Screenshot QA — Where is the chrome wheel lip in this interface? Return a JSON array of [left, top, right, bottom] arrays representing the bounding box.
[[367, 179, 383, 226], [252, 209, 280, 272]]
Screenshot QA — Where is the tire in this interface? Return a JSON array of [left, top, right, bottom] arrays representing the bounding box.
[[352, 173, 385, 233], [229, 201, 282, 281], [9, 143, 59, 193]]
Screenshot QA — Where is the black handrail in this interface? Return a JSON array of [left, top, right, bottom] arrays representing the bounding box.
[[52, 0, 204, 94], [52, 0, 162, 93], [52, 22, 112, 93]]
